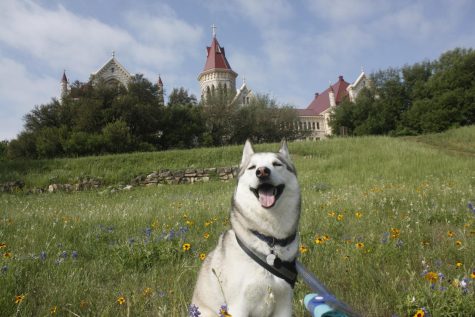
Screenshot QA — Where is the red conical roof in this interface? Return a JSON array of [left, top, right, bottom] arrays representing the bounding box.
[[157, 75, 163, 86], [203, 36, 233, 71], [302, 76, 350, 115]]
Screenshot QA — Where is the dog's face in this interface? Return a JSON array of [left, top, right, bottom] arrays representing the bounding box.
[[234, 140, 300, 219]]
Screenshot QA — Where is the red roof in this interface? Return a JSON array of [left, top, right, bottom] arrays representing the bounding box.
[[301, 76, 350, 115], [203, 36, 233, 71]]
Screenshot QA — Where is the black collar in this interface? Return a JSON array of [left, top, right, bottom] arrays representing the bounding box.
[[250, 229, 297, 248], [235, 233, 297, 287]]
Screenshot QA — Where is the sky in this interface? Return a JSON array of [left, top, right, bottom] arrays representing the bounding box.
[[1, 0, 474, 140]]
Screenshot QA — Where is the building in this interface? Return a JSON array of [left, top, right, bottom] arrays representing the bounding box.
[[60, 52, 164, 102], [296, 72, 369, 139], [198, 26, 253, 105]]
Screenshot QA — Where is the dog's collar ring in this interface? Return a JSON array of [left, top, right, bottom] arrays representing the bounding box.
[[266, 251, 276, 266]]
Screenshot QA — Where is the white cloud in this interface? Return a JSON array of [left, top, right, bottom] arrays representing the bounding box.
[[0, 57, 57, 140]]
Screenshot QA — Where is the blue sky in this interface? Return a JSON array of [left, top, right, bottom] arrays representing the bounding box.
[[1, 0, 474, 140]]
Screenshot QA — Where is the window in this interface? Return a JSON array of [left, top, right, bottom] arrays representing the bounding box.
[[110, 67, 115, 73], [317, 122, 320, 130]]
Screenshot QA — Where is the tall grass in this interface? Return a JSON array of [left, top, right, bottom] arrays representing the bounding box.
[[1, 127, 474, 316]]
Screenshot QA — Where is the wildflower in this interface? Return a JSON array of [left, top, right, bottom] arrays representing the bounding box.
[[1, 265, 7, 273], [337, 214, 344, 221], [425, 271, 438, 283], [299, 244, 309, 254], [50, 305, 58, 315], [396, 239, 404, 248], [219, 304, 232, 317], [145, 227, 152, 238], [143, 287, 153, 297], [40, 251, 47, 261], [72, 251, 78, 260], [470, 270, 475, 279], [203, 232, 210, 239], [199, 253, 207, 261], [381, 232, 390, 244], [455, 261, 462, 269], [390, 228, 400, 239], [413, 307, 428, 317], [59, 251, 68, 259], [183, 243, 191, 251], [188, 304, 201, 317], [328, 211, 335, 217], [204, 221, 212, 227], [455, 240, 462, 247], [468, 202, 474, 214], [355, 211, 362, 219], [3, 252, 12, 258], [355, 242, 364, 249], [14, 294, 25, 304], [117, 296, 126, 305], [314, 237, 324, 245], [447, 230, 455, 238], [185, 220, 194, 226], [151, 219, 159, 229], [0, 242, 6, 249]]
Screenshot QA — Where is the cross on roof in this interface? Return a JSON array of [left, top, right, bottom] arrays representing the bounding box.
[[211, 24, 216, 38]]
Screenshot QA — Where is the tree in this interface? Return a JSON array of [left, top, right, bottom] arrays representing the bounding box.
[[168, 87, 197, 107]]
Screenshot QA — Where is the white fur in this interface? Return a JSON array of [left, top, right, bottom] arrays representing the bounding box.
[[192, 140, 301, 317]]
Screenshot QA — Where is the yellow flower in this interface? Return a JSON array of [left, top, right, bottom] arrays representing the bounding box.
[[322, 235, 330, 241], [314, 237, 324, 245], [117, 296, 126, 305], [413, 309, 425, 317], [425, 271, 438, 283], [455, 240, 462, 247], [0, 242, 6, 249], [151, 219, 159, 229], [219, 307, 233, 317], [50, 305, 58, 315], [299, 244, 309, 254], [328, 211, 336, 217], [455, 261, 462, 269], [355, 242, 364, 249], [447, 230, 455, 238], [204, 221, 212, 227], [337, 214, 344, 221], [199, 253, 207, 261], [182, 243, 191, 251], [143, 287, 153, 297], [3, 252, 12, 258], [355, 212, 363, 219], [185, 220, 194, 226], [470, 270, 475, 279], [390, 228, 400, 239], [14, 294, 25, 304], [203, 232, 210, 239]]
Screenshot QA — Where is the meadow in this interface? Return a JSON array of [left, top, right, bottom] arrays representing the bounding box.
[[1, 126, 474, 316]]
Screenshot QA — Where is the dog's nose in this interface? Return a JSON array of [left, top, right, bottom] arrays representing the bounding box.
[[256, 166, 271, 179]]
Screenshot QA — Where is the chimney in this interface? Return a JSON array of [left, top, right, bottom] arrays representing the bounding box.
[[314, 92, 319, 98], [339, 75, 344, 81]]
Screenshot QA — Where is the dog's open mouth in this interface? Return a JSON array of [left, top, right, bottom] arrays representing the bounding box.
[[250, 184, 285, 208]]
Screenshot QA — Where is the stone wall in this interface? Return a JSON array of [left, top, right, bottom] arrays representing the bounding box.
[[0, 166, 239, 194]]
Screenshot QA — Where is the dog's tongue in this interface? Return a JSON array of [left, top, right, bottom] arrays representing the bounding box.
[[258, 187, 276, 208]]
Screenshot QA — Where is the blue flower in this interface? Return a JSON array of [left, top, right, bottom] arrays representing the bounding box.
[[219, 304, 230, 317], [381, 232, 390, 244], [468, 202, 474, 214], [72, 251, 78, 260], [188, 304, 201, 317], [39, 251, 47, 261], [145, 227, 152, 238], [1, 265, 7, 273], [60, 251, 68, 259]]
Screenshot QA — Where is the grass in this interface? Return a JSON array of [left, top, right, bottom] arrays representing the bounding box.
[[1, 126, 474, 316]]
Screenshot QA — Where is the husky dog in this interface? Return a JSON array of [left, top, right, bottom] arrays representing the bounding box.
[[192, 140, 301, 317]]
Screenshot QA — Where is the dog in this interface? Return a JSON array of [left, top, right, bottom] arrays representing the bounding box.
[[191, 140, 301, 317]]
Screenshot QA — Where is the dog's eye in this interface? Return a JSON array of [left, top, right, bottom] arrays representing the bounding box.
[[272, 162, 283, 167], [248, 165, 256, 170]]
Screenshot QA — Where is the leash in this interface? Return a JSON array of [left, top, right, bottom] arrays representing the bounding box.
[[296, 261, 360, 317]]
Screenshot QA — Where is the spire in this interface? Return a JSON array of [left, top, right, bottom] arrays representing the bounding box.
[[202, 33, 233, 71], [157, 74, 163, 86], [61, 70, 68, 83], [112, 50, 115, 58]]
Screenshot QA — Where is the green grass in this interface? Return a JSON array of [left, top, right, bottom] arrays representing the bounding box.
[[1, 126, 474, 316]]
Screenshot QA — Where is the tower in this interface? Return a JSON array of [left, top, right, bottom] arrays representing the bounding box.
[[198, 25, 237, 100], [60, 70, 69, 102], [157, 75, 164, 105]]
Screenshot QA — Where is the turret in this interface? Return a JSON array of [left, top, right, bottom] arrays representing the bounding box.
[[157, 75, 164, 105], [60, 70, 69, 102]]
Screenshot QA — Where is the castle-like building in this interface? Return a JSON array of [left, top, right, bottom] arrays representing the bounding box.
[[60, 52, 164, 103], [60, 26, 367, 139], [197, 26, 253, 105]]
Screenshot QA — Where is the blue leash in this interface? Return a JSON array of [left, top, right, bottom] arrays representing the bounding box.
[[296, 261, 360, 317]]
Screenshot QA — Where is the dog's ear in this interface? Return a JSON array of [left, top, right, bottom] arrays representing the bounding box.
[[278, 139, 291, 160], [241, 139, 254, 167]]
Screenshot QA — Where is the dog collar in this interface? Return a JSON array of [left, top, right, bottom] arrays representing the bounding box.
[[250, 229, 297, 248], [235, 234, 297, 288]]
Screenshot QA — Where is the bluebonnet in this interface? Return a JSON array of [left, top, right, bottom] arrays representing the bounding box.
[[39, 251, 47, 261], [219, 304, 229, 317], [468, 202, 474, 214], [72, 251, 78, 260], [60, 251, 68, 259], [381, 232, 390, 244], [188, 304, 201, 317]]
